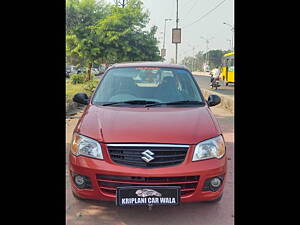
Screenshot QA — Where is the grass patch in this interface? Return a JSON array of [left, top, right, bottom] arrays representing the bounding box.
[[66, 82, 85, 104], [66, 77, 101, 104]]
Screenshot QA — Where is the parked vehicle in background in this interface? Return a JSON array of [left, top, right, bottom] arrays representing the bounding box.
[[221, 52, 234, 86], [95, 64, 107, 76], [92, 68, 99, 75], [76, 67, 86, 74], [66, 65, 75, 78], [70, 62, 226, 207], [66, 65, 78, 77]]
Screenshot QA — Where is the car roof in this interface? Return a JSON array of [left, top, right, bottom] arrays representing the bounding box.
[[109, 61, 189, 70]]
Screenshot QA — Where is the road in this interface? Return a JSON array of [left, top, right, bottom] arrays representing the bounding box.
[[192, 73, 234, 98], [66, 105, 234, 225]]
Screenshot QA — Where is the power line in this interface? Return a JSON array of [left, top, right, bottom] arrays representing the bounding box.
[[182, 0, 198, 18], [182, 0, 228, 29]]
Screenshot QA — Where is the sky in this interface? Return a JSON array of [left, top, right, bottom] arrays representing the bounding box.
[[105, 0, 234, 63]]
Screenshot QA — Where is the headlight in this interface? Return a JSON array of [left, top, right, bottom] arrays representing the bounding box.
[[71, 133, 103, 159], [192, 135, 225, 161]]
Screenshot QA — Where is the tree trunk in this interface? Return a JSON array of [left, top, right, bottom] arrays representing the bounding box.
[[87, 62, 92, 81]]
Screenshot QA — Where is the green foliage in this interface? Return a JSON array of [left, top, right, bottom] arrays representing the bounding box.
[[66, 0, 111, 79], [66, 0, 161, 71], [70, 74, 85, 84], [66, 82, 85, 104], [83, 79, 99, 96], [181, 49, 232, 71], [92, 0, 161, 62], [203, 49, 231, 68]]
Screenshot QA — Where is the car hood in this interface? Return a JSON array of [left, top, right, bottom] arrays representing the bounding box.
[[76, 105, 221, 145]]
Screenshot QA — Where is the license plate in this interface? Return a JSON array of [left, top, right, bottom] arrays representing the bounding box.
[[116, 186, 180, 206]]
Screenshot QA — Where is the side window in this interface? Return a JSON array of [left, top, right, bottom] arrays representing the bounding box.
[[228, 57, 234, 72]]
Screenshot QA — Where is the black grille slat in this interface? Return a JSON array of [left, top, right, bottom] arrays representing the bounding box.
[[110, 153, 186, 158], [108, 147, 187, 152], [112, 158, 184, 164], [108, 145, 188, 168], [100, 181, 197, 189], [96, 174, 200, 197]]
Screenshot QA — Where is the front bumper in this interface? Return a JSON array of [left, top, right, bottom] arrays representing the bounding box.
[[69, 145, 227, 203]]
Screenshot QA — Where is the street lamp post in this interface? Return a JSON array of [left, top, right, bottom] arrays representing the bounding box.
[[187, 43, 197, 72], [163, 19, 172, 50], [227, 39, 232, 50], [200, 36, 214, 69], [175, 0, 179, 64], [223, 22, 234, 51]]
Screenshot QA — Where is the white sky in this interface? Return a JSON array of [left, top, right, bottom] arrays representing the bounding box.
[[105, 0, 234, 63]]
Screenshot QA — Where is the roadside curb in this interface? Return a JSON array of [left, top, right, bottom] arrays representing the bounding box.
[[201, 88, 234, 113]]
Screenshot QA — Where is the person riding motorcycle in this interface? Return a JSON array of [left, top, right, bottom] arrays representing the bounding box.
[[210, 67, 221, 89]]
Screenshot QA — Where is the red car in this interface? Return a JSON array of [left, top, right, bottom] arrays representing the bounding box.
[[70, 62, 226, 206]]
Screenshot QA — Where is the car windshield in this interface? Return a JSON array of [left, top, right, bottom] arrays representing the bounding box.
[[92, 67, 203, 106]]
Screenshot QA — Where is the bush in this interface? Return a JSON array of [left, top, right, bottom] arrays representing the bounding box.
[[66, 82, 85, 104], [83, 80, 99, 96], [70, 74, 85, 84]]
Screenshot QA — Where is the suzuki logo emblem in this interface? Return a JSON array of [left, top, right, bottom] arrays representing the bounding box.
[[141, 150, 155, 163]]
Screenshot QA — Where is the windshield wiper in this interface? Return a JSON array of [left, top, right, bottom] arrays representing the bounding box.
[[145, 100, 205, 107], [101, 100, 160, 106]]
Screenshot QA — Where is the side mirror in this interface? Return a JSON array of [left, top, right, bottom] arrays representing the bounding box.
[[207, 94, 221, 107], [73, 93, 89, 105]]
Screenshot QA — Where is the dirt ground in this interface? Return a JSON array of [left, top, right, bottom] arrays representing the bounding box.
[[65, 105, 234, 225]]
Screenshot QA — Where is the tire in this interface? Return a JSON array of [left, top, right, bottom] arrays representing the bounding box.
[[205, 194, 223, 203], [225, 82, 228, 86]]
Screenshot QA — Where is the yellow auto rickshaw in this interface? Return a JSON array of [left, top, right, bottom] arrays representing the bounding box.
[[221, 52, 234, 86]]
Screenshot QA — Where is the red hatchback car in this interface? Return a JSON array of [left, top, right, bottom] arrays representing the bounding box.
[[69, 62, 226, 206]]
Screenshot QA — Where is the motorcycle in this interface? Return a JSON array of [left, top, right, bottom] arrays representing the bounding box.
[[210, 75, 221, 90]]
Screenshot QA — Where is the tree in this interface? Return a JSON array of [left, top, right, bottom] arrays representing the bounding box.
[[203, 49, 231, 69], [93, 0, 161, 63], [181, 56, 195, 71], [66, 0, 110, 80], [66, 0, 161, 79]]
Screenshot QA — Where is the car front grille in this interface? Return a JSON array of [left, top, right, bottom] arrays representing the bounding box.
[[96, 174, 200, 197], [107, 144, 189, 168]]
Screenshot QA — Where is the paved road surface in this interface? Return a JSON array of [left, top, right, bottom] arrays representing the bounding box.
[[66, 105, 234, 225], [193, 74, 234, 98]]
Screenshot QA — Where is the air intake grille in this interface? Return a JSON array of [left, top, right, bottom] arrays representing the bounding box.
[[96, 174, 200, 197], [107, 144, 189, 168]]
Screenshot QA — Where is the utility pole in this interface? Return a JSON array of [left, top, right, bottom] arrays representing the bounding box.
[[223, 22, 234, 51], [187, 43, 197, 71], [227, 39, 232, 50], [172, 0, 181, 64], [200, 36, 214, 69], [175, 0, 179, 64], [191, 46, 195, 72]]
